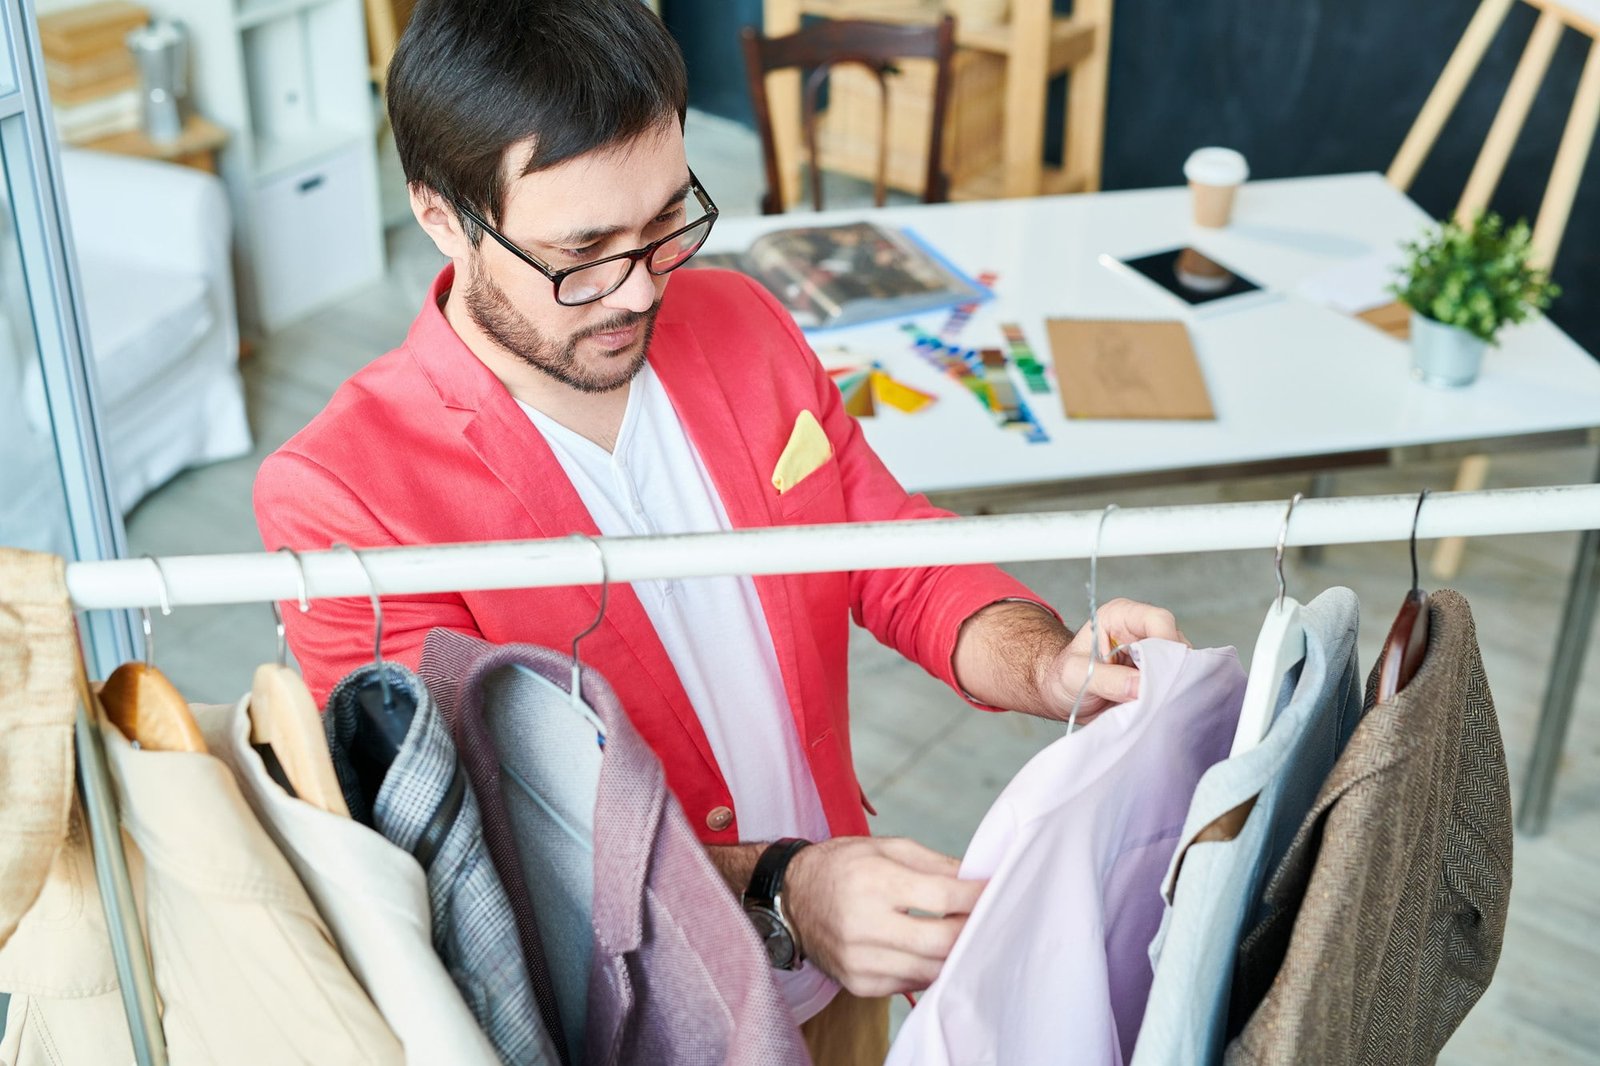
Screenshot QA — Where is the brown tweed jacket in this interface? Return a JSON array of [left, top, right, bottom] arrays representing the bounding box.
[[1224, 590, 1512, 1066]]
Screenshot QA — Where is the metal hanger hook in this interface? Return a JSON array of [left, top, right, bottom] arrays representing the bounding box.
[[272, 547, 312, 668], [277, 545, 312, 613], [1087, 503, 1118, 663], [1067, 504, 1118, 732], [568, 534, 611, 702], [139, 555, 174, 668], [332, 543, 391, 705], [332, 542, 385, 660], [1274, 493, 1303, 610], [1409, 488, 1430, 593]]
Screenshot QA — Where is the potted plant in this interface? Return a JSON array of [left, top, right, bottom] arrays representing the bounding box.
[[1390, 212, 1559, 387]]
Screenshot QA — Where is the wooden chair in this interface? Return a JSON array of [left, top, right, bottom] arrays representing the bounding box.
[[741, 15, 957, 214], [1387, 0, 1600, 578], [364, 0, 416, 90]]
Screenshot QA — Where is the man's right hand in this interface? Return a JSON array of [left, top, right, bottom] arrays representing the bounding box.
[[781, 835, 984, 998]]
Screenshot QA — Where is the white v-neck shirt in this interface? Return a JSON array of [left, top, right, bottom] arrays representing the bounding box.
[[517, 362, 836, 1022]]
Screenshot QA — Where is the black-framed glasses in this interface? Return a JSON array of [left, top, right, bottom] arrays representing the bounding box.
[[455, 173, 719, 307]]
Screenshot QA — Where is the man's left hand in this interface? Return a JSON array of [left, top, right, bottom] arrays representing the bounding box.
[[1039, 597, 1188, 724]]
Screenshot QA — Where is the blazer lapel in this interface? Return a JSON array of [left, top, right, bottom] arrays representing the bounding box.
[[652, 321, 815, 748], [410, 275, 725, 790]]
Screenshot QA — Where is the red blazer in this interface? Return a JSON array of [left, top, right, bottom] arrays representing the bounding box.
[[255, 266, 1047, 844]]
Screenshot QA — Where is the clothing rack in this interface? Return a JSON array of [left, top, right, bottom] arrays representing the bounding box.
[[57, 483, 1600, 1066], [64, 484, 1600, 608]]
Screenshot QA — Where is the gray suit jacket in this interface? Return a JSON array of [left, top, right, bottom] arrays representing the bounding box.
[[326, 662, 560, 1066], [1224, 590, 1512, 1065], [421, 630, 811, 1066]]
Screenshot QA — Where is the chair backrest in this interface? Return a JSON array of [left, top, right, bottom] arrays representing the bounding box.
[[1388, 0, 1600, 270], [741, 16, 957, 215], [365, 0, 416, 89]]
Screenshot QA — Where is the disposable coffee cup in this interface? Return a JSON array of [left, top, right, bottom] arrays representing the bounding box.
[[1183, 148, 1249, 228]]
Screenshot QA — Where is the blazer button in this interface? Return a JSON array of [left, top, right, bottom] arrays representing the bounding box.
[[706, 805, 734, 832]]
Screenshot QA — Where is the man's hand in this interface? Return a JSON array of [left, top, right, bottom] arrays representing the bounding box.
[[953, 597, 1188, 722], [782, 835, 983, 998], [1039, 597, 1188, 724]]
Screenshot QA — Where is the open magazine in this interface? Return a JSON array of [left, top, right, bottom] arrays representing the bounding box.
[[690, 221, 990, 329]]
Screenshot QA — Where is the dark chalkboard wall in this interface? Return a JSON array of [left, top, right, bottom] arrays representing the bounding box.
[[662, 0, 1599, 356]]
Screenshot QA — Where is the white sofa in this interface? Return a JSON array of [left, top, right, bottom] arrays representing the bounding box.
[[1, 148, 252, 554]]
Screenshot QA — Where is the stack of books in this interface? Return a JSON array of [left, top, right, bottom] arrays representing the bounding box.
[[37, 1, 149, 143]]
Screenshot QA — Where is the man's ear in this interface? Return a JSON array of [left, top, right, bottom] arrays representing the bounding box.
[[409, 184, 474, 260]]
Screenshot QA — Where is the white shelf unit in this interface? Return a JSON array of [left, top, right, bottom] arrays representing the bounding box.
[[151, 0, 383, 333]]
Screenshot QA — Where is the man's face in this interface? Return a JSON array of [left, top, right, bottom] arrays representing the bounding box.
[[461, 122, 691, 394]]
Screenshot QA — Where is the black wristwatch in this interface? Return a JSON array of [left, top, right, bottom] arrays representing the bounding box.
[[742, 838, 811, 971]]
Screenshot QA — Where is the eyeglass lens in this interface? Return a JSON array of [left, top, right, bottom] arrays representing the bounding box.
[[557, 214, 714, 305]]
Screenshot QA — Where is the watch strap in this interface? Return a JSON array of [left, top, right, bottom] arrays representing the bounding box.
[[744, 837, 811, 908]]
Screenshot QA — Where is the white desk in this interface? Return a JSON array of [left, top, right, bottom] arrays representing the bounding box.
[[706, 171, 1600, 835], [706, 172, 1600, 500]]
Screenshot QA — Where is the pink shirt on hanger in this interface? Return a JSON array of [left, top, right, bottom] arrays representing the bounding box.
[[887, 639, 1246, 1066]]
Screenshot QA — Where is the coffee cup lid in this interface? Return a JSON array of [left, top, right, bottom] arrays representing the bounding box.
[[1184, 147, 1249, 186]]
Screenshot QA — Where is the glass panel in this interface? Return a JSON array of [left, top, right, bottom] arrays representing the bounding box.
[[0, 14, 15, 97], [0, 107, 137, 670], [0, 133, 73, 556]]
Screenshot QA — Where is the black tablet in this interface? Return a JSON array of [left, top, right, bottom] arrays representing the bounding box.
[[1109, 246, 1265, 308]]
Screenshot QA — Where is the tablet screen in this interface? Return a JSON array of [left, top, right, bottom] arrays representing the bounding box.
[[1118, 247, 1263, 306]]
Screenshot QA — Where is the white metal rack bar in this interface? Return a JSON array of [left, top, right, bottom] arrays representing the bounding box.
[[64, 484, 1600, 609]]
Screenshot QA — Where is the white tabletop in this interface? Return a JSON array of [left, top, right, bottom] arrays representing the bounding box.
[[703, 173, 1600, 496]]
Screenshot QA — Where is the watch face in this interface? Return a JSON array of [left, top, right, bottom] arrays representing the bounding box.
[[747, 905, 797, 969]]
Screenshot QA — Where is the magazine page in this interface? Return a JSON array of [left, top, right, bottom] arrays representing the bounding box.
[[689, 221, 987, 329], [748, 221, 986, 329], [685, 250, 828, 328]]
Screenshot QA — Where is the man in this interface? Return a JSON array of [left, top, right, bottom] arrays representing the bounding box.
[[254, 1, 1185, 1059]]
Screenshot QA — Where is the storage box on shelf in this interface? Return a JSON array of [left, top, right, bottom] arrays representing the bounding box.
[[142, 0, 383, 333], [37, 1, 148, 144], [762, 0, 1112, 203]]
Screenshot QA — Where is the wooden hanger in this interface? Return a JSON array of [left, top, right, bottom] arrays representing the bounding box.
[[101, 663, 207, 752], [1231, 495, 1308, 756], [1377, 490, 1432, 703], [100, 558, 206, 753], [249, 549, 349, 816], [250, 663, 349, 817]]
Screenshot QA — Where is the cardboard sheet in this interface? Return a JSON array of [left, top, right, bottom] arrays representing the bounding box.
[[1047, 319, 1216, 420]]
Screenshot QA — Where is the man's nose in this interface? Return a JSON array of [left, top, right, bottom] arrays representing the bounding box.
[[604, 259, 658, 314]]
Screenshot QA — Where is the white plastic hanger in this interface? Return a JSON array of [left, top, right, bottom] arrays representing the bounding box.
[[1230, 494, 1308, 756]]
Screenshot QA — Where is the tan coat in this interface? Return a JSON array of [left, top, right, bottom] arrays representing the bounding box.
[[0, 718, 403, 1064], [0, 549, 77, 950], [1225, 590, 1512, 1065]]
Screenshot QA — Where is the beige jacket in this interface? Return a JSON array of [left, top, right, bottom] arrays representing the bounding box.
[[1225, 590, 1512, 1065], [0, 549, 77, 950], [205, 697, 501, 1064], [0, 717, 402, 1064]]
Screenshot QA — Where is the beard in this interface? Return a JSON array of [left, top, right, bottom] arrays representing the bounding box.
[[463, 257, 659, 394]]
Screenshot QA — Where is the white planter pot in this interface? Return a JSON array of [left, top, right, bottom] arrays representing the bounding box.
[[1410, 310, 1489, 388]]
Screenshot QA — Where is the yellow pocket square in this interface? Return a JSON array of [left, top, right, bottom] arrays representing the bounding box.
[[771, 410, 833, 493]]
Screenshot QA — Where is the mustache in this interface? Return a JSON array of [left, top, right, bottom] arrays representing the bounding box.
[[575, 303, 660, 340]]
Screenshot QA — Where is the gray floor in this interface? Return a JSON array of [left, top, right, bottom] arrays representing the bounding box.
[[123, 111, 1600, 1062]]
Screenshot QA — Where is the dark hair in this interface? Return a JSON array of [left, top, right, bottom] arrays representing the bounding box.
[[387, 0, 688, 238]]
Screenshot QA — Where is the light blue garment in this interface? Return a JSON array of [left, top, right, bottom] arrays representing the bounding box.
[[481, 659, 603, 1066], [1132, 588, 1363, 1066]]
